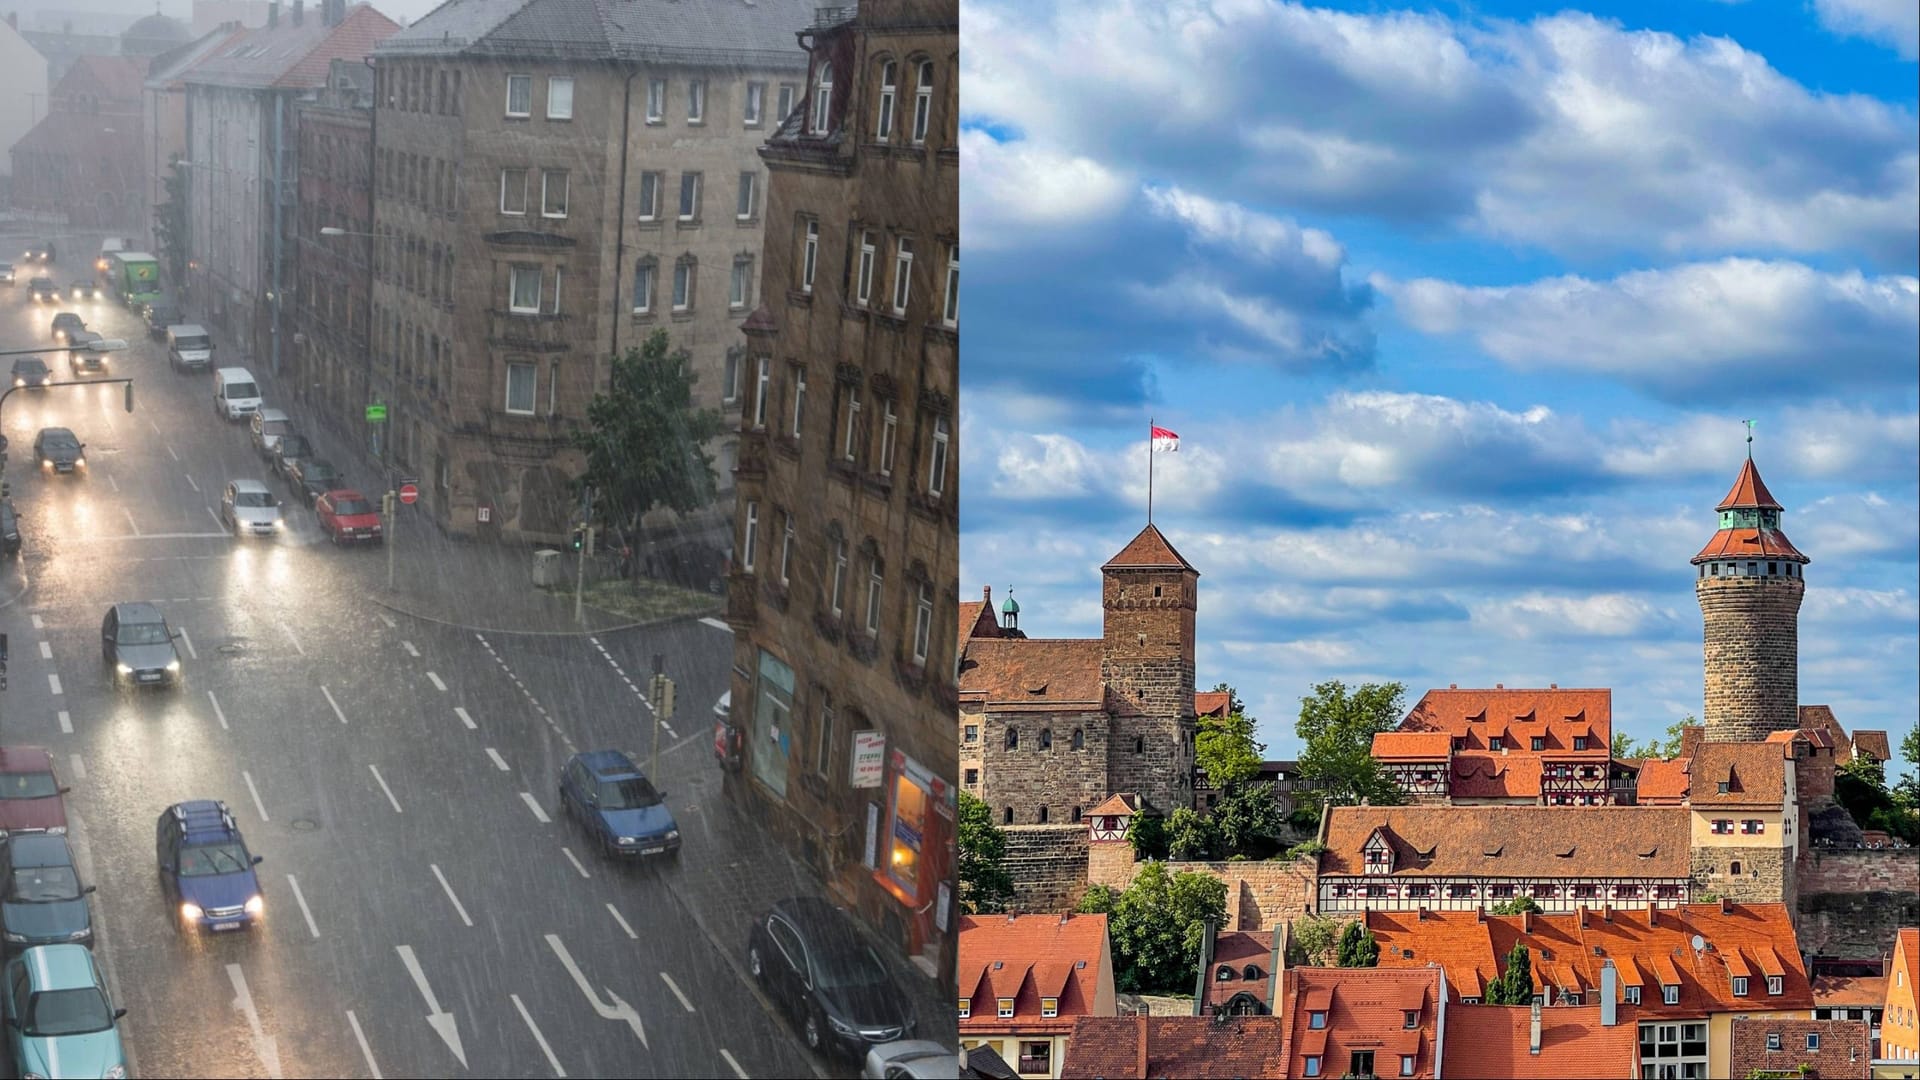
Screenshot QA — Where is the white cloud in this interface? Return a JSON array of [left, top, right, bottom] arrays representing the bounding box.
[[1814, 0, 1920, 59], [1602, 404, 1920, 483], [990, 434, 1103, 499], [1381, 259, 1919, 399], [1141, 185, 1346, 269], [1801, 586, 1920, 625], [959, 129, 1132, 251], [1471, 592, 1671, 639]]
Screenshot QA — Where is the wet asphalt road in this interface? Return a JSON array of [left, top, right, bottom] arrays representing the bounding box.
[[0, 247, 821, 1079]]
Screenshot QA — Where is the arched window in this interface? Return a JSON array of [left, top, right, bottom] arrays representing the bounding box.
[[1038, 728, 1053, 751], [1037, 806, 1049, 824], [1244, 965, 1262, 980], [1003, 806, 1013, 825], [1005, 727, 1019, 750], [1215, 965, 1234, 982], [1072, 806, 1082, 823], [811, 61, 833, 133], [1135, 736, 1145, 754], [1071, 728, 1085, 751], [1730, 860, 1743, 876]]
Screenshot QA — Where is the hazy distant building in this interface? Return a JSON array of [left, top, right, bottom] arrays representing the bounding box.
[[10, 54, 146, 227], [0, 15, 50, 189], [193, 0, 272, 36], [139, 23, 247, 247]]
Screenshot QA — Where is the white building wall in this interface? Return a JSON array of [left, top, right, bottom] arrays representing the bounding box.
[[186, 83, 270, 317], [0, 23, 51, 180]]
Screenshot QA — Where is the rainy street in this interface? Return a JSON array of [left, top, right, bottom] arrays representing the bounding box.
[[0, 268, 823, 1078]]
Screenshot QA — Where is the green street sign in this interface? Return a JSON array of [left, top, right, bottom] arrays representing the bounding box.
[[365, 404, 388, 423]]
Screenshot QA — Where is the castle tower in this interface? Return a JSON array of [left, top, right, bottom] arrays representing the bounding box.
[[1100, 524, 1199, 813], [1691, 454, 1810, 742]]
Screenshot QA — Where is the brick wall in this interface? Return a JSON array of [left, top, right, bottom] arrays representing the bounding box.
[[1088, 855, 1316, 932], [1690, 845, 1793, 906], [1003, 824, 1089, 913], [1101, 565, 1199, 815], [976, 707, 1110, 826], [1696, 574, 1803, 741], [1793, 848, 1920, 957]]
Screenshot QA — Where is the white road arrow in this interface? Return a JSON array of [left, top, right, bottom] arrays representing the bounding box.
[[545, 934, 649, 1049], [397, 945, 467, 1067], [226, 964, 284, 1079]]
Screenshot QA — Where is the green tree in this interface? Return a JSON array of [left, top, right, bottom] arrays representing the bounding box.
[[1126, 811, 1169, 861], [1490, 894, 1541, 915], [1627, 717, 1697, 759], [1485, 943, 1534, 1005], [1083, 861, 1227, 993], [1165, 807, 1217, 861], [957, 793, 1015, 914], [1610, 732, 1634, 758], [153, 157, 190, 284], [1296, 680, 1406, 808], [1894, 727, 1920, 812], [1334, 920, 1379, 968], [1213, 784, 1288, 859], [572, 329, 726, 542], [1197, 685, 1263, 790], [1289, 915, 1340, 967], [1836, 755, 1919, 844]]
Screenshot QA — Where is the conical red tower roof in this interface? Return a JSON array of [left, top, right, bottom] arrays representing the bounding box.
[[1102, 523, 1197, 573], [1715, 458, 1783, 511]]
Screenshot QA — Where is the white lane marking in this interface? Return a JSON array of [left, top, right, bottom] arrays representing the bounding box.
[[69, 754, 86, 781], [660, 971, 696, 1013], [148, 418, 160, 434], [700, 616, 730, 632], [37, 640, 50, 659], [378, 613, 397, 629], [426, 671, 446, 692], [48, 673, 62, 696], [544, 934, 648, 1048], [510, 994, 567, 1078], [166, 444, 180, 462], [281, 622, 305, 656], [108, 474, 119, 493], [123, 508, 140, 535], [346, 1010, 383, 1079], [561, 847, 591, 879], [29, 615, 42, 629], [57, 710, 72, 734], [285, 874, 320, 939], [430, 864, 473, 927], [208, 691, 229, 730], [454, 707, 476, 730], [320, 685, 348, 724], [243, 770, 269, 822], [177, 627, 198, 659], [519, 792, 550, 823], [485, 747, 509, 772], [185, 473, 199, 493], [226, 964, 285, 1079], [369, 765, 403, 814], [396, 945, 466, 1067], [606, 904, 638, 940], [720, 1048, 749, 1079], [401, 640, 419, 657], [475, 633, 577, 754]]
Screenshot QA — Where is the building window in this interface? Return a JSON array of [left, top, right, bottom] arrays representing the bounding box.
[[731, 257, 752, 309], [912, 60, 933, 143], [1766, 1033, 1782, 1051], [964, 767, 978, 784], [549, 268, 564, 315], [1662, 984, 1679, 1005], [1038, 728, 1053, 751], [875, 60, 896, 139], [740, 502, 759, 573], [956, 999, 969, 1020], [801, 220, 818, 293], [892, 237, 914, 315], [1767, 975, 1783, 996], [1712, 819, 1733, 834], [505, 73, 530, 117], [744, 81, 764, 125], [1037, 806, 1049, 824], [943, 243, 959, 327], [1400, 1055, 1416, 1077], [1625, 986, 1641, 1004], [1733, 977, 1748, 997], [811, 62, 832, 133], [1806, 1033, 1820, 1050], [546, 76, 573, 119], [879, 402, 898, 477], [637, 171, 661, 221], [842, 386, 862, 461], [1351, 1052, 1375, 1078], [503, 361, 537, 415], [1006, 727, 1018, 750], [679, 172, 701, 220], [1003, 806, 1013, 824], [790, 369, 806, 437], [508, 266, 541, 314], [646, 78, 665, 122], [964, 725, 977, 744], [1532, 737, 1545, 751], [1040, 997, 1058, 1019], [779, 513, 794, 586], [541, 170, 568, 218], [776, 83, 796, 121], [829, 537, 846, 615], [1309, 1011, 1326, 1030], [1574, 735, 1589, 750], [996, 998, 1013, 1020], [722, 351, 741, 403], [737, 172, 757, 220], [1489, 736, 1503, 750], [753, 356, 770, 428], [499, 168, 527, 214], [631, 259, 655, 314], [1304, 1055, 1322, 1077], [1742, 820, 1764, 834], [687, 79, 705, 123], [927, 415, 949, 497], [673, 259, 694, 312], [913, 582, 933, 665], [751, 649, 792, 798], [855, 230, 876, 306], [865, 560, 883, 635]]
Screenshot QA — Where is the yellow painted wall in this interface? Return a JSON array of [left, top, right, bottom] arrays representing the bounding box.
[[961, 1034, 1071, 1078], [1690, 808, 1791, 848]]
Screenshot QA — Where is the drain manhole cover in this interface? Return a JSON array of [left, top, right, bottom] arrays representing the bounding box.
[[290, 818, 319, 832], [217, 639, 251, 655]]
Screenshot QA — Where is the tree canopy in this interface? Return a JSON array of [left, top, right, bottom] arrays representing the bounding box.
[[1485, 943, 1534, 1005], [1296, 680, 1406, 808], [572, 329, 726, 533], [957, 792, 1015, 914], [153, 158, 190, 284], [1335, 921, 1379, 968], [1075, 861, 1227, 994], [1618, 717, 1697, 760], [1197, 683, 1263, 790]]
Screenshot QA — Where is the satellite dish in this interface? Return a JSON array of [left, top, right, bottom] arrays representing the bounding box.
[[1690, 934, 1706, 953]]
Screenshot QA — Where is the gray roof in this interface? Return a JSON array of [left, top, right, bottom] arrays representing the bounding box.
[[378, 0, 814, 68]]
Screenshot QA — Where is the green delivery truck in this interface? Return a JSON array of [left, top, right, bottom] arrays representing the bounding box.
[[111, 252, 163, 308]]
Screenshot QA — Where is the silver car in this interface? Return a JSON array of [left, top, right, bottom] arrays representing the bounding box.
[[221, 480, 284, 538], [102, 603, 183, 687], [862, 1041, 960, 1079], [249, 409, 294, 459]]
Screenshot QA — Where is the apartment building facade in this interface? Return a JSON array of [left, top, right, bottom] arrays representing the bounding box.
[[725, 0, 959, 998], [290, 59, 373, 431]]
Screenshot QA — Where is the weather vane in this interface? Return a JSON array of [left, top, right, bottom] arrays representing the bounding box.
[[1743, 419, 1756, 458]]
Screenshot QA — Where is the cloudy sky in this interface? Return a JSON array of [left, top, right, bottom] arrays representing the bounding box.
[[957, 0, 1918, 769]]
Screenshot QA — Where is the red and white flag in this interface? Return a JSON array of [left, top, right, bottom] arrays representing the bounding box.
[[1151, 425, 1181, 452]]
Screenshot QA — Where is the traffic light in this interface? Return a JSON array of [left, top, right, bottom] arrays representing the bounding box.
[[569, 526, 585, 552]]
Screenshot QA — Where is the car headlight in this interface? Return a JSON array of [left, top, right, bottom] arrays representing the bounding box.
[[67, 929, 90, 940], [166, 658, 181, 672], [116, 663, 132, 674], [46, 826, 65, 835], [829, 1015, 857, 1036], [180, 902, 203, 921], [11, 378, 20, 387], [273, 518, 286, 530], [3, 931, 26, 942], [244, 895, 264, 916], [73, 457, 85, 468], [666, 829, 680, 840], [107, 1066, 127, 1080], [617, 836, 638, 845]]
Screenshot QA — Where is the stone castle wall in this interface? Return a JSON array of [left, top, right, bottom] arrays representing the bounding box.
[[976, 707, 1111, 827], [1794, 848, 1920, 957], [1100, 565, 1200, 816], [1690, 845, 1793, 906], [1697, 574, 1803, 741], [1088, 850, 1317, 932], [1002, 824, 1090, 913]]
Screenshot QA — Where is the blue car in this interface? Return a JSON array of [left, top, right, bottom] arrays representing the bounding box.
[[4, 944, 127, 1079], [559, 751, 681, 860], [155, 801, 264, 932]]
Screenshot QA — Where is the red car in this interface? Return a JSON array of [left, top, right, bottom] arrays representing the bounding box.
[[316, 489, 383, 545], [0, 746, 69, 840]]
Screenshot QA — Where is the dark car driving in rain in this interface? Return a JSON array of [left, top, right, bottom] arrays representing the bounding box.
[[10, 359, 50, 390], [32, 429, 84, 474]]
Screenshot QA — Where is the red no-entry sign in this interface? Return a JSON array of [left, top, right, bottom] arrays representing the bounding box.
[[398, 483, 419, 505]]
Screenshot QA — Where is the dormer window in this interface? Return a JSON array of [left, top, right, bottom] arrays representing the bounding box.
[[1767, 975, 1783, 996], [957, 999, 970, 1018], [1403, 1009, 1418, 1029], [1531, 737, 1544, 751], [1041, 997, 1058, 1018], [1309, 1010, 1327, 1030], [997, 997, 1014, 1019], [1662, 984, 1679, 1005], [1216, 965, 1234, 981], [1363, 835, 1392, 874], [1732, 976, 1749, 997], [1489, 737, 1503, 751]]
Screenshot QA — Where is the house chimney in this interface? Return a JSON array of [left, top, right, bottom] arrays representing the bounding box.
[[982, 584, 991, 605], [1521, 909, 1532, 933], [1476, 905, 1486, 923], [1449, 684, 1457, 689], [1192, 917, 1218, 1017], [1496, 683, 1504, 689], [1269, 927, 1286, 1012], [1720, 896, 1732, 915], [1648, 905, 1659, 928], [1418, 906, 1430, 921], [1550, 683, 1558, 689], [1577, 905, 1588, 929], [1529, 1001, 1542, 1055], [293, 0, 304, 25], [1603, 904, 1614, 923], [1601, 961, 1618, 1027]]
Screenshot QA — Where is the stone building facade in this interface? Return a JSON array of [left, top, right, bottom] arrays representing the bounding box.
[[10, 55, 147, 229], [1693, 456, 1810, 742], [724, 0, 959, 996], [367, 0, 811, 540], [290, 59, 372, 430], [1099, 528, 1200, 813]]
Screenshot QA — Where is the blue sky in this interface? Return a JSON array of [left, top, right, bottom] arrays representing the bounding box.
[[957, 0, 1918, 773]]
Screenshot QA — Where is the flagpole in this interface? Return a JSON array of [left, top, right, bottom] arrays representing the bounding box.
[[1147, 416, 1155, 524]]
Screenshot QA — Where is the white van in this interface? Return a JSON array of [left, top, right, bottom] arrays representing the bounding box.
[[167, 324, 214, 371], [213, 367, 263, 421]]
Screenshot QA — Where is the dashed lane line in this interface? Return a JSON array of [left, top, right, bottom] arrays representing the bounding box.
[[37, 640, 50, 659], [510, 994, 566, 1078], [430, 864, 473, 927], [281, 622, 305, 656], [177, 627, 198, 660], [165, 444, 179, 462], [561, 847, 590, 879], [485, 748, 509, 771], [108, 474, 119, 493], [243, 770, 270, 822], [369, 765, 403, 814], [401, 640, 420, 657], [69, 754, 86, 781], [720, 1048, 749, 1080], [606, 904, 637, 940], [378, 613, 397, 629], [208, 691, 229, 730], [454, 707, 476, 730], [586, 635, 676, 737], [123, 508, 140, 536], [185, 473, 199, 493], [519, 792, 550, 823], [660, 971, 696, 1013], [29, 615, 41, 629], [476, 634, 577, 754], [48, 673, 61, 696], [285, 874, 320, 938], [58, 710, 71, 734], [426, 671, 446, 692], [346, 1011, 383, 1079], [320, 685, 348, 724]]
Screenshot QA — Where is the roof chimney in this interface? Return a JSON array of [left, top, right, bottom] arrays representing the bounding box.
[[1521, 909, 1532, 933], [1496, 683, 1504, 689], [293, 0, 304, 25], [1476, 905, 1486, 923], [1601, 961, 1618, 1027], [1648, 905, 1660, 928], [1603, 904, 1614, 923], [1192, 917, 1217, 1017], [1720, 896, 1732, 915], [1417, 906, 1430, 921], [1550, 683, 1558, 689], [1529, 1001, 1542, 1055], [1269, 927, 1287, 1011], [982, 585, 991, 604], [1449, 684, 1457, 689], [268, 1, 280, 28]]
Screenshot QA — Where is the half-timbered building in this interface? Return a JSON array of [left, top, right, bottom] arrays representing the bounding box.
[[1377, 686, 1624, 806]]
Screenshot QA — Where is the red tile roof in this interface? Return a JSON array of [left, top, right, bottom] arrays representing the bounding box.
[[56, 54, 150, 104], [1372, 732, 1452, 761], [1730, 1017, 1870, 1080], [959, 585, 1002, 647], [1196, 691, 1232, 719], [958, 638, 1106, 711], [1691, 525, 1809, 563], [1444, 1004, 1640, 1078], [1102, 523, 1197, 572], [1367, 904, 1814, 1016], [1402, 687, 1613, 745], [958, 914, 1112, 1037], [1717, 458, 1784, 511], [1205, 931, 1278, 1012], [1852, 730, 1891, 761], [1449, 753, 1545, 799], [1281, 967, 1441, 1079], [1635, 758, 1692, 804], [184, 4, 396, 89], [1688, 741, 1789, 809], [1059, 1015, 1289, 1079], [1321, 805, 1690, 879], [1089, 793, 1142, 818], [1811, 973, 1886, 1008], [1799, 706, 1849, 762]]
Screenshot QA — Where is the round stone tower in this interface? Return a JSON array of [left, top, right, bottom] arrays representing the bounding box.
[[1691, 455, 1810, 742]]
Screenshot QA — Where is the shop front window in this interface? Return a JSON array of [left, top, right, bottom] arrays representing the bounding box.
[[885, 754, 932, 898], [752, 649, 793, 797]]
